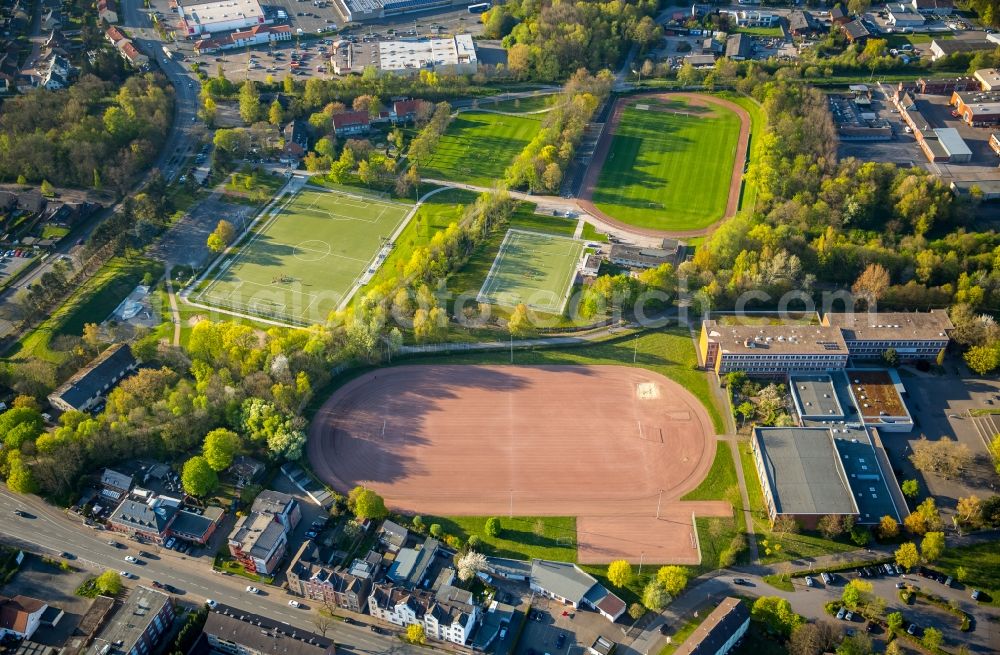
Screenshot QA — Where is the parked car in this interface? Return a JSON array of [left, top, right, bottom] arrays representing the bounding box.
[[246, 586, 259, 594], [120, 571, 133, 579], [836, 607, 846, 620], [206, 599, 217, 609], [945, 576, 953, 587], [907, 624, 919, 636], [288, 600, 301, 608], [108, 541, 124, 549], [165, 537, 176, 549], [805, 576, 816, 587], [733, 578, 751, 586], [821, 572, 834, 585], [972, 589, 981, 601], [124, 555, 138, 563]]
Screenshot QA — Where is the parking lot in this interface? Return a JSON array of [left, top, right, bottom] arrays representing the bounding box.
[[0, 251, 38, 284], [516, 594, 627, 655], [0, 554, 100, 646], [883, 370, 1000, 517], [150, 0, 485, 84]]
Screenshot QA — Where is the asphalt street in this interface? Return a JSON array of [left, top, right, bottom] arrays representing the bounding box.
[[0, 485, 423, 655]]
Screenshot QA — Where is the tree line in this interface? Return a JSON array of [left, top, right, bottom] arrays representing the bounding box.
[[0, 74, 173, 194], [505, 69, 612, 193]]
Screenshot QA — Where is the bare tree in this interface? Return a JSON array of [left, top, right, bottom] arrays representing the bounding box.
[[910, 437, 972, 478], [312, 612, 334, 637]]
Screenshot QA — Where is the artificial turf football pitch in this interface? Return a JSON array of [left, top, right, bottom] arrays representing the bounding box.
[[477, 229, 584, 314], [196, 185, 411, 325], [592, 100, 741, 231], [419, 110, 542, 187]]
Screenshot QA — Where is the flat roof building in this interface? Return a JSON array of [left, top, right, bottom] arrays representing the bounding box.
[[975, 68, 1000, 91], [751, 427, 859, 527], [699, 321, 849, 377], [789, 375, 844, 420], [935, 127, 972, 161], [89, 587, 174, 655], [725, 33, 751, 60], [951, 89, 1000, 126], [177, 0, 265, 37], [821, 311, 952, 361]]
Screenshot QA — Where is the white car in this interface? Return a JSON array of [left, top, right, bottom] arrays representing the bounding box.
[[124, 555, 138, 563], [206, 599, 217, 609], [120, 571, 133, 579], [246, 586, 259, 594], [288, 600, 300, 608]]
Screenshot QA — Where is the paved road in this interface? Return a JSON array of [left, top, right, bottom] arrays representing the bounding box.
[[0, 0, 202, 340], [0, 484, 420, 655]]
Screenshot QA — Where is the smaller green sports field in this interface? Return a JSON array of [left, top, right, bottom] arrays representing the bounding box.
[[592, 98, 741, 230], [420, 110, 542, 187], [196, 185, 411, 324], [477, 229, 584, 314]]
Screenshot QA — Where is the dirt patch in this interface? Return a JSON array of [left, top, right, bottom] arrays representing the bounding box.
[[576, 92, 752, 238], [308, 365, 730, 564]]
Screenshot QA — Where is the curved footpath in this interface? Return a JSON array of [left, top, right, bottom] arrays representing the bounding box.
[[576, 92, 752, 239]]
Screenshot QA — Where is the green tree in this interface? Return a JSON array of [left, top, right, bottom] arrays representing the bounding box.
[[641, 580, 671, 611], [901, 479, 919, 499], [886, 611, 904, 632], [751, 596, 802, 637], [268, 98, 284, 125], [239, 81, 261, 124], [349, 486, 388, 520], [736, 401, 755, 427], [40, 180, 55, 196], [965, 344, 1000, 375], [920, 531, 945, 562], [95, 570, 122, 595], [181, 456, 218, 497], [508, 303, 533, 336], [656, 565, 688, 597], [607, 560, 632, 588], [881, 347, 899, 368], [895, 542, 920, 569], [430, 523, 443, 538], [484, 516, 502, 537], [922, 627, 943, 650], [628, 603, 645, 620], [841, 579, 873, 610], [878, 515, 899, 540], [202, 428, 241, 472]]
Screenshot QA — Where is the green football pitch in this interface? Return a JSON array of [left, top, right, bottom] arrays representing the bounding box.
[[197, 185, 411, 325], [420, 111, 542, 187], [592, 101, 740, 230], [477, 229, 584, 314]]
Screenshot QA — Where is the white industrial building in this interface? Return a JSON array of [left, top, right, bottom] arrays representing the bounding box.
[[331, 34, 478, 76], [933, 127, 973, 162], [177, 0, 266, 37]]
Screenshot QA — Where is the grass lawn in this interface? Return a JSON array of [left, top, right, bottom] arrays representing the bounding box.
[[681, 445, 738, 501], [659, 608, 713, 655], [196, 185, 411, 324], [224, 168, 287, 204], [736, 26, 783, 37], [480, 94, 559, 114], [581, 223, 608, 243], [11, 257, 162, 365], [403, 329, 725, 433], [421, 516, 577, 562], [41, 224, 70, 239], [885, 33, 943, 47], [361, 187, 478, 294], [736, 441, 857, 564], [936, 542, 1000, 607], [477, 229, 584, 314], [420, 110, 542, 186], [592, 98, 741, 231]]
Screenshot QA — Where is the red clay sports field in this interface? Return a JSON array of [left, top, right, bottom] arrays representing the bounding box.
[[308, 365, 731, 564]]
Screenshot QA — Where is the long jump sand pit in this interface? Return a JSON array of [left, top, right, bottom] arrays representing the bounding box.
[[309, 365, 731, 564]]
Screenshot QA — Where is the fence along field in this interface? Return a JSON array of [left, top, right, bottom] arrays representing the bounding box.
[[476, 229, 585, 315], [196, 186, 411, 325]]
